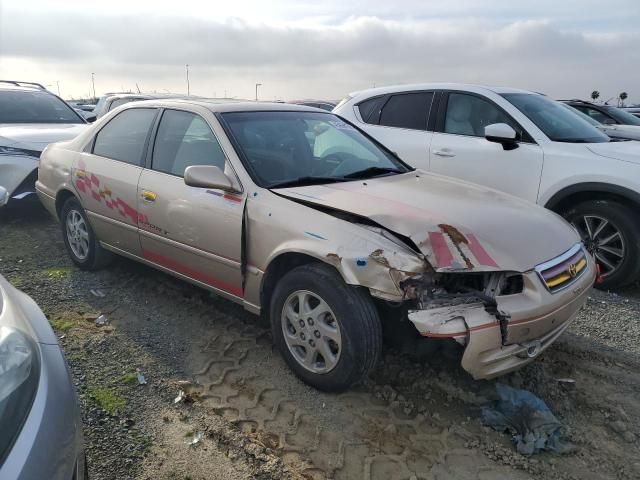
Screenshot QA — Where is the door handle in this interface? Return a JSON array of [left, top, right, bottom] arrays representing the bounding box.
[[141, 190, 157, 202], [433, 149, 456, 158]]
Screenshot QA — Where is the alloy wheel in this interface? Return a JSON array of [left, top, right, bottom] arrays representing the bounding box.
[[281, 290, 341, 374], [66, 209, 90, 260], [571, 214, 625, 278]]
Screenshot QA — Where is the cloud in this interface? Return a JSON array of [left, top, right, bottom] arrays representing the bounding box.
[[0, 10, 638, 101]]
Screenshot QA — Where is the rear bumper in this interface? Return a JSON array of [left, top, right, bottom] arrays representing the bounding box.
[[409, 249, 596, 379]]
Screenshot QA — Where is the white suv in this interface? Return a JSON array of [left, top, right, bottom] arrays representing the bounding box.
[[335, 83, 640, 288]]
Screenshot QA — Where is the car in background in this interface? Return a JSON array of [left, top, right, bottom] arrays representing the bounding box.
[[335, 83, 640, 288], [563, 99, 640, 127], [37, 100, 594, 390], [93, 93, 195, 119], [0, 274, 86, 479], [561, 102, 640, 141], [290, 100, 337, 111], [621, 107, 640, 119], [0, 80, 87, 204]]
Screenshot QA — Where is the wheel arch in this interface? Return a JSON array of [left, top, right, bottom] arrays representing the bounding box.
[[545, 182, 640, 214], [55, 188, 78, 217], [259, 251, 347, 318]]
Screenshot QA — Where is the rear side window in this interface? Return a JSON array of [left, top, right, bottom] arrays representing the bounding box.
[[573, 106, 612, 124], [152, 110, 226, 177], [357, 96, 387, 124], [93, 108, 156, 166], [378, 92, 433, 130]]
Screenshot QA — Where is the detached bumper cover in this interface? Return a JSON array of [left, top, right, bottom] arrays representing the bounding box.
[[408, 250, 596, 379]]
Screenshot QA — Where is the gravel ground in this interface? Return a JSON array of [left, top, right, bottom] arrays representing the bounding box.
[[1, 197, 640, 479]]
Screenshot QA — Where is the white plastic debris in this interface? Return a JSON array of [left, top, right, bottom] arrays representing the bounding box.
[[136, 369, 147, 385], [90, 289, 106, 298], [95, 314, 109, 327], [556, 378, 576, 384], [186, 431, 203, 446], [174, 390, 187, 404]]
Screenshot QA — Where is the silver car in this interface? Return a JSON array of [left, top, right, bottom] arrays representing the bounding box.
[[0, 274, 86, 479]]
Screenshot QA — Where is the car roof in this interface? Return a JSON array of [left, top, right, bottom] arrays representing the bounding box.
[[125, 98, 329, 114], [347, 83, 535, 99]]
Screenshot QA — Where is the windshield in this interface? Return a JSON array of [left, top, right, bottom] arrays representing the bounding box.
[[0, 90, 84, 124], [502, 93, 609, 143], [221, 111, 410, 188], [604, 106, 640, 126]]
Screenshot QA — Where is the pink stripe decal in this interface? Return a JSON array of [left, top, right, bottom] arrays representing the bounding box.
[[466, 233, 498, 267], [428, 232, 454, 268]]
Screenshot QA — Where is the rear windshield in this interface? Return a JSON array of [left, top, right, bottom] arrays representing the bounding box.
[[0, 90, 84, 124]]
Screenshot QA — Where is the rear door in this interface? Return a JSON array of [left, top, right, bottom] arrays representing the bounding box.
[[73, 107, 157, 255], [137, 108, 245, 300], [429, 91, 544, 202], [355, 91, 435, 169]]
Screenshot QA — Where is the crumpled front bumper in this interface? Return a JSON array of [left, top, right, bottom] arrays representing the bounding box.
[[0, 154, 39, 201], [408, 252, 596, 379]]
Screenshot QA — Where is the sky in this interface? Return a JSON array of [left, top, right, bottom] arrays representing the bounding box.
[[0, 0, 638, 102]]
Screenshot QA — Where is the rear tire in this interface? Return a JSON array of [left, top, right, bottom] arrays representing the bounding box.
[[270, 263, 382, 392], [60, 197, 113, 270], [562, 199, 640, 289]]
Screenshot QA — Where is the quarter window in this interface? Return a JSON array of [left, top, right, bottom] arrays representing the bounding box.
[[152, 110, 226, 177], [379, 92, 433, 130], [444, 93, 518, 137], [93, 108, 156, 165]]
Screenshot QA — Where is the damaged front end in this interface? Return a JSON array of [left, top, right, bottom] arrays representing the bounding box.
[[398, 252, 594, 380]]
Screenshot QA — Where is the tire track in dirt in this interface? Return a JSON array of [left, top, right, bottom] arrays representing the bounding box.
[[189, 318, 531, 480]]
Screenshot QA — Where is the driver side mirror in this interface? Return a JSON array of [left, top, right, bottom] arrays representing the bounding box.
[[184, 165, 237, 192], [484, 123, 519, 151]]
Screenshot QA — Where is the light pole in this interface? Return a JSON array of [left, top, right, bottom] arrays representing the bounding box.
[[91, 73, 96, 100], [255, 83, 262, 101], [186, 64, 190, 96], [56, 81, 60, 96]]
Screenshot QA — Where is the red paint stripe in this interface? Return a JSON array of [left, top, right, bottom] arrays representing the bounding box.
[[428, 232, 453, 268], [142, 249, 243, 297], [223, 194, 242, 203], [466, 233, 498, 268]]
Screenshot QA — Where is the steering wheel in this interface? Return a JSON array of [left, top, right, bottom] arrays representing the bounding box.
[[325, 152, 361, 176]]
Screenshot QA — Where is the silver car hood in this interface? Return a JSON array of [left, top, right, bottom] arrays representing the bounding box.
[[274, 171, 579, 273], [0, 123, 87, 151]]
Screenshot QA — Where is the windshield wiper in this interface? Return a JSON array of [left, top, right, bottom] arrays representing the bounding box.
[[268, 176, 347, 189], [342, 166, 404, 179]]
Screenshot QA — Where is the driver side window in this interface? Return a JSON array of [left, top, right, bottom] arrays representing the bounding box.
[[444, 93, 519, 138]]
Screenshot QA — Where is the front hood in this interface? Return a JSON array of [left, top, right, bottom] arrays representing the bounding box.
[[0, 123, 87, 151], [587, 140, 640, 164], [274, 172, 579, 273]]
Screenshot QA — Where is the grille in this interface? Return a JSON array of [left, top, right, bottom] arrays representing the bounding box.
[[535, 244, 588, 293]]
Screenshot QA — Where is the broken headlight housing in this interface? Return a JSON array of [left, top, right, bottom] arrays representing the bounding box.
[[0, 325, 40, 465]]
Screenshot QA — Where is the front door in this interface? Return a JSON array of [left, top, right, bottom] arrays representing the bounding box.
[[429, 92, 544, 202], [73, 107, 158, 255], [137, 108, 245, 299]]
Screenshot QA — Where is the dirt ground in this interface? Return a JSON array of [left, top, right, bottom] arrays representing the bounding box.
[[2, 197, 640, 480]]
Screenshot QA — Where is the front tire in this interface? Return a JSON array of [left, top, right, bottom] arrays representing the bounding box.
[[60, 197, 113, 270], [270, 263, 382, 392], [562, 199, 640, 289]]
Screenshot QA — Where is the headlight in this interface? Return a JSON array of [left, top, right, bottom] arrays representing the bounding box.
[[0, 325, 40, 464]]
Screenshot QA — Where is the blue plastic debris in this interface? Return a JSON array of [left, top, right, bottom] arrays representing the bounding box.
[[481, 383, 573, 455]]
